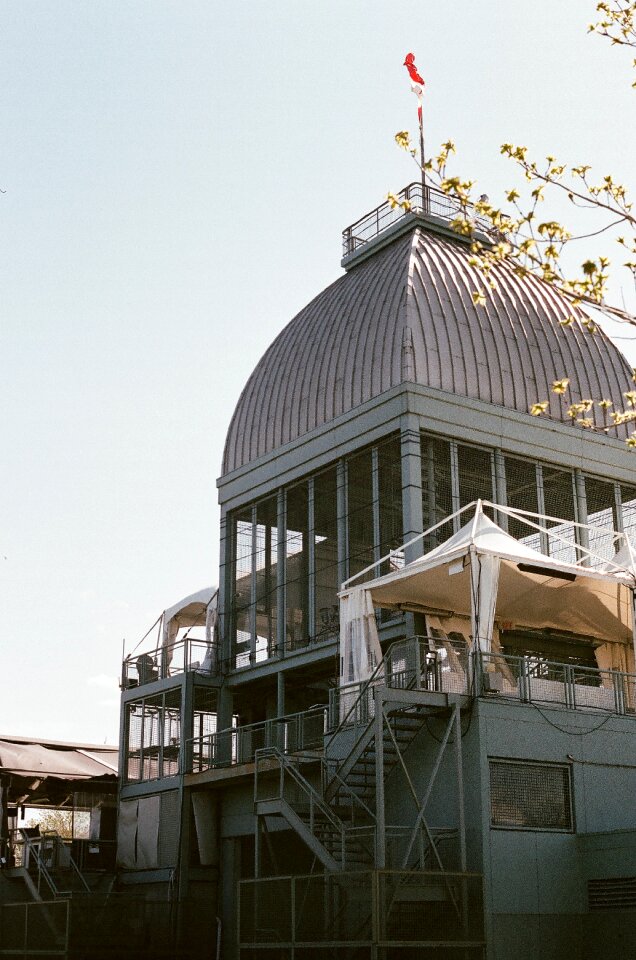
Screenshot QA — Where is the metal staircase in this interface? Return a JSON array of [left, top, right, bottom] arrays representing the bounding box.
[[11, 829, 91, 901], [254, 748, 375, 871], [245, 637, 484, 955]]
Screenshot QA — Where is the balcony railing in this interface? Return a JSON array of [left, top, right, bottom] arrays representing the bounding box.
[[342, 182, 492, 260], [121, 637, 217, 689], [328, 635, 468, 733], [239, 869, 484, 952], [478, 651, 636, 715], [187, 705, 328, 774]]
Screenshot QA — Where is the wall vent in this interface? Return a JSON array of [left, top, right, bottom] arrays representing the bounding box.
[[588, 877, 636, 911]]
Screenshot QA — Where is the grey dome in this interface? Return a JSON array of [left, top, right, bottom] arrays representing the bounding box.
[[222, 226, 632, 474]]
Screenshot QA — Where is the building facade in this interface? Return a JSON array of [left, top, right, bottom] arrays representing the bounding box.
[[117, 185, 636, 959]]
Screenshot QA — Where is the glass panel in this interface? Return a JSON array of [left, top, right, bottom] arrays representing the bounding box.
[[314, 467, 339, 642], [347, 448, 375, 582], [421, 435, 453, 547], [285, 483, 309, 651], [542, 467, 577, 563], [378, 436, 403, 575], [162, 689, 181, 777], [457, 443, 494, 514], [255, 496, 278, 661], [232, 509, 253, 668], [126, 701, 143, 782], [585, 477, 618, 567], [621, 484, 636, 549], [505, 456, 541, 549], [142, 694, 163, 781]]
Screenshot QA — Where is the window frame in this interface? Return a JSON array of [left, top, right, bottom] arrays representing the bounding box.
[[488, 757, 575, 833]]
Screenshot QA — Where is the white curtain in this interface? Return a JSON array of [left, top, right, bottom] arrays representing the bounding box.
[[202, 601, 218, 674], [339, 587, 383, 686], [469, 550, 500, 654], [161, 616, 179, 673]]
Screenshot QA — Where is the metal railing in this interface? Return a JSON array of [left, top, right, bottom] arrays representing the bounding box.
[[478, 651, 636, 715], [13, 830, 90, 899], [0, 899, 69, 957], [187, 705, 327, 773], [239, 869, 484, 951], [342, 182, 493, 259], [328, 635, 462, 736], [121, 637, 217, 688], [255, 748, 348, 861]]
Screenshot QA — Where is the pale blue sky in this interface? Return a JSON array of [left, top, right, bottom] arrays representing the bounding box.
[[2, 0, 635, 744]]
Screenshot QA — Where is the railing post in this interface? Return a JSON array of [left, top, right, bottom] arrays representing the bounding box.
[[613, 670, 626, 714], [565, 665, 574, 709], [413, 637, 422, 691]]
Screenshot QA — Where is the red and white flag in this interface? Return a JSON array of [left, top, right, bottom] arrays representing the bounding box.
[[403, 52, 425, 125]]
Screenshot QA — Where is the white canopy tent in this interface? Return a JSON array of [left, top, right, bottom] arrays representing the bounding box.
[[338, 502, 636, 689], [161, 586, 218, 671]]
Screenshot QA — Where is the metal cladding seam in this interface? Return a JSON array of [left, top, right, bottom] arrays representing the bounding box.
[[222, 227, 632, 475]]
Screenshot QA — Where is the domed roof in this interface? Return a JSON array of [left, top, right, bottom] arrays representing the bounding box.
[[222, 225, 632, 474]]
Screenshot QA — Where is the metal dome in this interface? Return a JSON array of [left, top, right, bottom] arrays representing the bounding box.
[[222, 224, 632, 474]]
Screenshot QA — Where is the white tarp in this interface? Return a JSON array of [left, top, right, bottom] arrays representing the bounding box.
[[339, 586, 383, 686], [116, 795, 160, 870], [339, 504, 635, 661], [161, 586, 218, 670], [470, 551, 500, 653]]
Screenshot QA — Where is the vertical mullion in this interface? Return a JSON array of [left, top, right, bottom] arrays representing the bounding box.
[[494, 448, 508, 531], [401, 419, 424, 564], [574, 469, 590, 562], [536, 464, 549, 555], [308, 477, 316, 641], [450, 441, 460, 532], [277, 489, 286, 658], [341, 460, 350, 582], [250, 504, 257, 665], [614, 482, 624, 534], [372, 446, 381, 575]]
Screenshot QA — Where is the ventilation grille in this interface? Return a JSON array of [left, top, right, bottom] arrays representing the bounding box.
[[589, 877, 636, 911], [489, 760, 573, 831]]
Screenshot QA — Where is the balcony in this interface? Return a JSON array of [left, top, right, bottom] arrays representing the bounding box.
[[341, 181, 493, 265], [121, 637, 217, 689], [478, 651, 636, 715]]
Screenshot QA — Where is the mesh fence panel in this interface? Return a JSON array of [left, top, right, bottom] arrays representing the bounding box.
[[585, 476, 619, 566], [542, 466, 577, 564], [421, 435, 454, 547]]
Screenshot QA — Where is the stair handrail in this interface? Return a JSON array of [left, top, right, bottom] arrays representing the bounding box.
[[44, 833, 91, 894], [327, 635, 432, 745], [18, 830, 63, 899], [255, 747, 347, 841], [319, 757, 376, 823]]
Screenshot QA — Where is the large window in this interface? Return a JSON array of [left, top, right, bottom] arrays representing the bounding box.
[[347, 447, 375, 582], [255, 496, 278, 660], [233, 509, 253, 668], [585, 476, 618, 565], [285, 483, 309, 651], [314, 467, 339, 641], [457, 443, 495, 510], [542, 466, 577, 564], [421, 435, 453, 547], [489, 760, 573, 831], [125, 689, 182, 783], [504, 456, 540, 547], [378, 436, 403, 575]]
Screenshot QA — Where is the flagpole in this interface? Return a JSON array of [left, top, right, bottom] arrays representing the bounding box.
[[404, 53, 428, 213], [419, 113, 427, 212]]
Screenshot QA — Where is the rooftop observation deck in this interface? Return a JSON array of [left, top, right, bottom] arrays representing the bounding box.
[[341, 181, 491, 268]]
